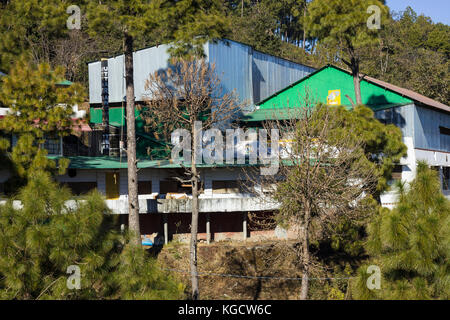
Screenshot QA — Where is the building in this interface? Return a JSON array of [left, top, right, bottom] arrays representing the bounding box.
[[1, 43, 448, 244], [56, 39, 315, 244], [242, 64, 450, 208]]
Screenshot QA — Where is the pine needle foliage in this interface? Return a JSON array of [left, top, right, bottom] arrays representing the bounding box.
[[0, 56, 85, 191], [353, 161, 450, 300], [0, 171, 184, 300], [116, 243, 185, 300]]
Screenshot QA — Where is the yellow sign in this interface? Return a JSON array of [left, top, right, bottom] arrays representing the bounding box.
[[327, 90, 341, 105]]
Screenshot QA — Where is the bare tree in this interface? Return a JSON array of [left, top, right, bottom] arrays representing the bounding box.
[[142, 58, 241, 300], [243, 94, 377, 300]]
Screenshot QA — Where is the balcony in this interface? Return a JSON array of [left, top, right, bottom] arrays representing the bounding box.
[[105, 196, 279, 214]]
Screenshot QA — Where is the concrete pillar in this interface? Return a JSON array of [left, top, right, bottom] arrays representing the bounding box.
[[206, 213, 211, 244], [163, 213, 168, 245], [243, 212, 247, 241]]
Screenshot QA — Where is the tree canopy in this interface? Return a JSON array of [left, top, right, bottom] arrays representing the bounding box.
[[353, 162, 450, 300], [0, 56, 85, 190], [0, 171, 184, 299]]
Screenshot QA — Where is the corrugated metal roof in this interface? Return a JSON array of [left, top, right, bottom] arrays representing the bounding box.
[[0, 71, 71, 86], [88, 39, 315, 107], [56, 80, 73, 86], [363, 75, 450, 113], [240, 108, 301, 122], [50, 156, 256, 169]]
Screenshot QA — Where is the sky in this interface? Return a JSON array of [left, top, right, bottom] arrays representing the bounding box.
[[386, 0, 450, 25]]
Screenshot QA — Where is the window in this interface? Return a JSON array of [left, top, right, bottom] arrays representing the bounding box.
[[62, 182, 97, 196], [375, 109, 393, 125], [159, 178, 204, 194], [43, 136, 62, 155], [391, 165, 403, 181], [160, 180, 178, 194], [439, 126, 450, 136], [101, 133, 110, 155], [212, 180, 240, 194], [160, 180, 193, 194], [442, 167, 450, 191], [138, 181, 152, 195]]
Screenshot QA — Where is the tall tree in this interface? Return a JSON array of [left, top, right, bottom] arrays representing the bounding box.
[[353, 162, 450, 300], [252, 102, 377, 299], [0, 0, 68, 72], [142, 58, 241, 299], [0, 170, 184, 299], [85, 0, 230, 246], [225, 0, 311, 55], [306, 0, 388, 105], [0, 56, 84, 190], [362, 7, 450, 105]]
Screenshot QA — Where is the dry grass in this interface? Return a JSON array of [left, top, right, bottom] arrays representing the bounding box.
[[157, 240, 314, 300]]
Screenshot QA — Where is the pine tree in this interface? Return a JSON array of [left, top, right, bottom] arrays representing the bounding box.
[[0, 0, 68, 72], [306, 0, 388, 105], [252, 103, 377, 300], [353, 162, 450, 300], [0, 170, 184, 299], [142, 58, 241, 300], [0, 56, 85, 191], [85, 0, 230, 246], [116, 243, 185, 300]]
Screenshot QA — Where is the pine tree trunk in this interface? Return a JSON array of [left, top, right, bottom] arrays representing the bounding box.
[[300, 202, 311, 300], [124, 33, 141, 246], [302, 4, 306, 49], [351, 58, 362, 105], [190, 123, 200, 300]]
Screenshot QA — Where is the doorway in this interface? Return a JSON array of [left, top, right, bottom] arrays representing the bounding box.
[[106, 172, 120, 199]]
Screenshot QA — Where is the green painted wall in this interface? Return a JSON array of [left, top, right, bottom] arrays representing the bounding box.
[[90, 106, 141, 126], [89, 106, 165, 158], [258, 66, 412, 111]]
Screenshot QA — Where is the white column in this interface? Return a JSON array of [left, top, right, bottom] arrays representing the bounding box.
[[163, 213, 168, 245], [206, 213, 211, 244], [243, 212, 247, 241]]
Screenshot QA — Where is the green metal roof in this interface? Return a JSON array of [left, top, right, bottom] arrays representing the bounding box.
[[57, 79, 73, 86], [242, 64, 414, 122], [242, 105, 354, 122], [50, 156, 258, 169]]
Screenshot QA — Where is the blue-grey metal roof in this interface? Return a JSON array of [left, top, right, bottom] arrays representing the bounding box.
[[88, 39, 315, 107]]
